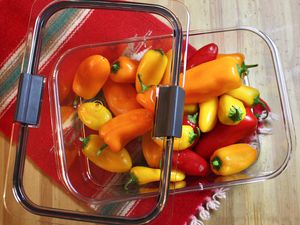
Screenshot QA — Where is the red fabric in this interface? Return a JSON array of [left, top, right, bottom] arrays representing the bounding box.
[[0, 1, 213, 224]]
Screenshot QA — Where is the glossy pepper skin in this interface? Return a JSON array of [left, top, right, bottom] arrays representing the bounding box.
[[72, 55, 110, 100], [135, 49, 168, 92], [103, 79, 141, 116], [184, 104, 198, 114], [142, 131, 163, 168], [124, 166, 185, 190], [217, 53, 258, 75], [218, 94, 246, 125], [160, 49, 173, 85], [195, 107, 258, 160], [186, 43, 218, 69], [210, 143, 257, 176], [136, 85, 156, 112], [253, 97, 271, 119], [109, 56, 139, 83], [183, 113, 200, 147], [99, 108, 153, 152], [226, 85, 269, 119], [182, 56, 243, 104], [80, 134, 132, 173], [139, 181, 186, 194], [77, 101, 112, 130], [172, 149, 209, 176], [154, 125, 199, 151], [199, 97, 218, 132]]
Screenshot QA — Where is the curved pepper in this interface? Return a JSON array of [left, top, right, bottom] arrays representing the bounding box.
[[182, 56, 243, 104], [77, 101, 112, 130], [210, 143, 257, 176], [135, 49, 168, 92], [186, 43, 218, 69], [226, 85, 269, 119], [72, 55, 110, 100], [154, 125, 199, 151], [136, 85, 156, 112], [198, 97, 218, 132], [172, 149, 209, 176], [139, 181, 186, 194], [142, 131, 163, 168], [110, 56, 139, 83], [218, 94, 246, 125], [103, 79, 141, 116], [124, 166, 185, 190], [195, 107, 258, 160], [99, 108, 153, 152], [80, 134, 132, 173]]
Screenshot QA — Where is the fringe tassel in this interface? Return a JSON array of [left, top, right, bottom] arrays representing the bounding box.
[[188, 188, 229, 225]]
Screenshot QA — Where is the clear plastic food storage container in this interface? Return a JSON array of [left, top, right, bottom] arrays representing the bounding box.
[[3, 0, 295, 225]]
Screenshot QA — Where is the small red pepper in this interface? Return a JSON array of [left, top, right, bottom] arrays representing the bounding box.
[[172, 149, 209, 176], [186, 43, 218, 69], [253, 97, 271, 119], [195, 107, 258, 160]]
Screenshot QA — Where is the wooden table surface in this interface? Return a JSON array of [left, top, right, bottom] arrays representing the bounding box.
[[1, 0, 300, 225]]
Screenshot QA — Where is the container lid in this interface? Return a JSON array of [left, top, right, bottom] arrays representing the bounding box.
[[4, 0, 190, 224]]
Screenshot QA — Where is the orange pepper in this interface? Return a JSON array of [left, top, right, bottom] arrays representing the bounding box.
[[72, 55, 110, 100], [99, 108, 153, 152], [136, 86, 156, 112], [142, 131, 163, 168], [103, 79, 141, 116], [181, 56, 243, 104], [109, 56, 139, 83]]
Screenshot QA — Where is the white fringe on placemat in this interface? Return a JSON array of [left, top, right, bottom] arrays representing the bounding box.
[[186, 188, 229, 225]]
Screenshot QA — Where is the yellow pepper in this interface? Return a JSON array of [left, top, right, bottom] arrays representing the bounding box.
[[198, 97, 218, 132], [154, 125, 199, 151], [210, 143, 257, 176], [139, 181, 186, 194], [160, 49, 172, 85], [142, 131, 163, 168], [124, 166, 185, 190], [218, 94, 246, 125], [184, 104, 198, 114], [135, 49, 168, 92], [80, 134, 132, 173], [226, 85, 269, 118], [77, 101, 112, 130]]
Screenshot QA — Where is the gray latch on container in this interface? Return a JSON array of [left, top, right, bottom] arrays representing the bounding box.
[[153, 86, 185, 138], [14, 73, 45, 126]]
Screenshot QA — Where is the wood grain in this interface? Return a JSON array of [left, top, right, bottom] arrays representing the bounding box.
[[1, 0, 300, 225]]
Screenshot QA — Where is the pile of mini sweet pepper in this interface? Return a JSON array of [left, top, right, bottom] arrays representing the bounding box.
[[59, 42, 270, 192]]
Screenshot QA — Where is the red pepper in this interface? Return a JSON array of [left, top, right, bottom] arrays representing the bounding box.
[[186, 43, 218, 69], [182, 113, 200, 147], [195, 107, 258, 160], [172, 149, 209, 176], [253, 97, 271, 119]]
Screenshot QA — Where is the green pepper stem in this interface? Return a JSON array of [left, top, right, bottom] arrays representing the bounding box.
[[111, 61, 120, 73], [138, 73, 150, 93], [228, 106, 244, 122], [237, 63, 258, 78], [187, 113, 198, 124], [154, 49, 165, 56], [79, 136, 89, 148], [253, 96, 269, 119], [124, 173, 138, 191], [96, 143, 108, 156], [73, 96, 80, 108], [188, 130, 198, 144], [211, 156, 222, 171]]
